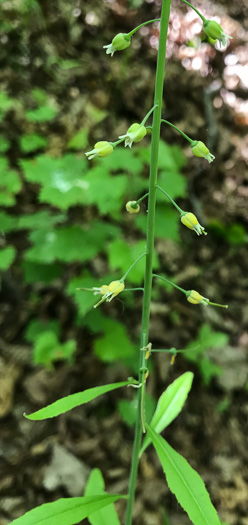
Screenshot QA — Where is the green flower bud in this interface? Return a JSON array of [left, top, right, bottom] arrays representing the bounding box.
[[119, 123, 147, 148], [126, 201, 140, 214], [191, 140, 215, 163], [103, 33, 131, 57], [85, 141, 113, 160], [187, 290, 209, 305], [181, 212, 207, 236], [203, 20, 232, 47]]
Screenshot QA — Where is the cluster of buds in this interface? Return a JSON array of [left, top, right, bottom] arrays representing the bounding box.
[[103, 33, 131, 57], [191, 141, 215, 163], [203, 20, 232, 47], [181, 212, 206, 236]]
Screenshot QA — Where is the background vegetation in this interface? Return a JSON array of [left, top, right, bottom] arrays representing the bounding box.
[[0, 0, 247, 524]]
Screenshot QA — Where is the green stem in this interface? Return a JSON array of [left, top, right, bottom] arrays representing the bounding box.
[[124, 1, 172, 523], [156, 185, 184, 213], [179, 0, 205, 21], [160, 119, 193, 143], [153, 273, 187, 294], [135, 192, 149, 205], [111, 137, 126, 148], [128, 19, 161, 38], [141, 105, 158, 126], [121, 252, 146, 281]]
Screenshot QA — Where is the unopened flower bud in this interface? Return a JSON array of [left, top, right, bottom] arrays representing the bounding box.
[[103, 33, 131, 57], [85, 141, 113, 161], [187, 290, 209, 306], [126, 201, 140, 214], [203, 20, 232, 47], [119, 123, 147, 148], [191, 140, 215, 163], [181, 212, 206, 236]]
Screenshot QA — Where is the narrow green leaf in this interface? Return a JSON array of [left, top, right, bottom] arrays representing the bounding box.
[[140, 372, 193, 456], [85, 469, 121, 525], [24, 381, 132, 420], [9, 495, 126, 525], [147, 426, 221, 525]]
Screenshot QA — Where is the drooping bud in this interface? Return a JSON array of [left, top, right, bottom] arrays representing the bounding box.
[[103, 33, 131, 57], [119, 123, 147, 148], [187, 290, 209, 306], [85, 141, 113, 161], [107, 280, 125, 301], [203, 20, 232, 47], [181, 212, 207, 236], [191, 140, 215, 163], [126, 201, 140, 214]]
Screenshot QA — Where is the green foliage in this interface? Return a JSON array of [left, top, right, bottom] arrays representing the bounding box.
[[9, 495, 126, 525], [184, 324, 228, 385], [0, 91, 16, 121], [0, 135, 10, 152], [25, 381, 134, 420], [209, 220, 247, 246], [118, 392, 156, 427], [108, 239, 159, 284], [67, 128, 88, 150], [136, 204, 180, 242], [20, 134, 48, 153], [140, 372, 194, 455], [94, 318, 135, 363], [85, 469, 121, 525], [0, 246, 16, 270], [0, 157, 22, 206], [25, 319, 76, 367], [147, 426, 221, 525], [0, 211, 17, 232]]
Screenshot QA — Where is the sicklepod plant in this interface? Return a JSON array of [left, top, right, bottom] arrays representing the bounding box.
[[14, 2, 231, 525]]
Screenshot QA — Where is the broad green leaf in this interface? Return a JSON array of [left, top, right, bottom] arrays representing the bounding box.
[[102, 147, 144, 175], [94, 318, 135, 363], [140, 372, 193, 455], [83, 167, 128, 216], [158, 140, 186, 171], [32, 332, 76, 367], [85, 469, 120, 525], [25, 319, 60, 343], [17, 211, 65, 230], [147, 426, 221, 525], [21, 261, 62, 284], [20, 133, 48, 153], [25, 381, 132, 420], [157, 170, 187, 200], [0, 136, 10, 152], [0, 246, 16, 270], [0, 157, 22, 207], [26, 105, 58, 122], [67, 128, 88, 150], [0, 212, 17, 232], [9, 495, 126, 525]]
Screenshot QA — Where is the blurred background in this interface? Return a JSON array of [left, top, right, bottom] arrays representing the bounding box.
[[0, 0, 248, 524]]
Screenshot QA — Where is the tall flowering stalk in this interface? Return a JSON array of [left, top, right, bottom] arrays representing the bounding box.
[[18, 2, 231, 525]]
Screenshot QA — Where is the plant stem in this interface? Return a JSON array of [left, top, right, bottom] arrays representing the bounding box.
[[124, 1, 172, 523], [153, 273, 187, 294], [156, 184, 184, 213], [160, 119, 193, 143], [179, 0, 205, 21], [121, 252, 146, 281], [128, 19, 161, 38]]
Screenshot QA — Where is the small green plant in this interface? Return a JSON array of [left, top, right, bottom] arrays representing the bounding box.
[[10, 1, 232, 524]]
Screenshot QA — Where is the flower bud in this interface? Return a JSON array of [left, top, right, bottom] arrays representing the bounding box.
[[181, 212, 206, 236], [203, 20, 232, 47], [126, 201, 140, 214], [85, 141, 113, 160], [99, 285, 109, 295], [187, 290, 209, 305], [119, 123, 147, 148], [191, 140, 215, 163], [103, 33, 131, 57], [107, 280, 125, 300]]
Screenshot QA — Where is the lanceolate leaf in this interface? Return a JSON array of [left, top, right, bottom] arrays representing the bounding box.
[[147, 426, 221, 525], [85, 469, 121, 525], [24, 381, 132, 420], [9, 495, 126, 525], [140, 372, 193, 456]]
